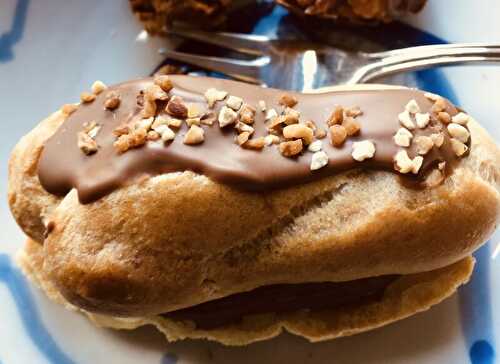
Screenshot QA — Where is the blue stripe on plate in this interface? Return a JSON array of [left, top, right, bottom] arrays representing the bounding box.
[[0, 254, 74, 364], [0, 0, 30, 63]]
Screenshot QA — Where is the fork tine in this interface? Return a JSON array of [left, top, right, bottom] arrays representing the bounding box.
[[162, 49, 269, 84], [166, 28, 269, 56]]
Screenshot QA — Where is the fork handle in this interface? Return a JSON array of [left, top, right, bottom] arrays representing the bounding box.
[[350, 44, 500, 84]]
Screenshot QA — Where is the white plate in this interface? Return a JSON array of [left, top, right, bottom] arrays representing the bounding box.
[[0, 1, 499, 363]]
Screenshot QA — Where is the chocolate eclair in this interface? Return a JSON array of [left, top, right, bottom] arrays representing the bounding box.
[[9, 76, 499, 345]]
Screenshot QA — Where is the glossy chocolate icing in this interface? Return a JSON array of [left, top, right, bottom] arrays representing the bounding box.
[[164, 275, 398, 329], [38, 76, 459, 204]]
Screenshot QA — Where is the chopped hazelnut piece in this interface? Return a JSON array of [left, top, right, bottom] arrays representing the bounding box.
[[438, 161, 446, 170], [104, 93, 121, 110], [329, 125, 347, 147], [239, 104, 256, 124], [61, 104, 78, 116], [218, 106, 238, 128], [226, 95, 243, 111], [258, 100, 267, 112], [405, 99, 420, 114], [113, 124, 131, 137], [187, 104, 202, 118], [398, 110, 415, 130], [394, 150, 421, 174], [267, 115, 285, 131], [91, 80, 107, 95], [432, 98, 447, 113], [136, 117, 154, 130], [310, 151, 329, 170], [243, 137, 266, 150], [201, 113, 216, 126], [264, 134, 280, 146], [315, 128, 327, 139], [183, 125, 204, 145], [142, 99, 156, 118], [147, 130, 161, 141], [279, 94, 298, 108], [345, 106, 363, 118], [130, 128, 147, 147], [166, 96, 188, 118], [447, 123, 470, 143], [284, 107, 300, 124], [113, 135, 130, 153], [430, 133, 444, 148], [186, 117, 201, 127], [451, 112, 471, 126], [166, 116, 183, 128], [450, 138, 468, 156], [78, 132, 98, 155], [352, 140, 375, 162], [415, 113, 430, 128], [393, 127, 413, 147], [235, 121, 254, 135], [327, 106, 344, 126], [145, 84, 169, 101], [154, 75, 173, 92], [152, 115, 168, 129], [283, 124, 314, 145], [80, 92, 96, 103], [414, 135, 434, 155], [279, 140, 303, 157], [308, 140, 322, 152], [205, 88, 228, 108], [160, 126, 176, 142], [342, 117, 361, 136], [304, 120, 316, 131], [87, 125, 101, 139], [265, 108, 278, 121], [237, 132, 251, 146], [437, 111, 451, 124]]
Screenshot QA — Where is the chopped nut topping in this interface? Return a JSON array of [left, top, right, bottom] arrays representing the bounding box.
[[136, 117, 154, 130], [113, 135, 130, 153], [438, 161, 446, 170], [430, 133, 444, 148], [166, 116, 182, 128], [145, 84, 169, 101], [154, 75, 173, 92], [183, 125, 204, 145], [91, 80, 107, 95], [352, 140, 375, 162], [166, 96, 188, 118], [310, 151, 329, 171], [405, 99, 420, 114], [237, 132, 251, 146], [267, 115, 285, 131], [279, 139, 303, 157], [200, 113, 216, 126], [283, 124, 314, 145], [147, 130, 161, 141], [82, 120, 97, 133], [186, 117, 201, 127], [304, 120, 316, 131], [218, 106, 238, 128], [159, 125, 176, 142], [226, 95, 243, 111], [258, 100, 266, 112], [432, 98, 447, 113], [264, 134, 280, 146], [62, 104, 78, 116], [151, 115, 168, 129], [414, 136, 434, 155], [308, 140, 322, 152], [451, 112, 471, 126], [142, 99, 156, 118], [329, 125, 347, 147], [447, 123, 470, 143], [394, 150, 422, 174], [243, 137, 266, 150], [284, 107, 300, 124], [450, 138, 468, 157], [113, 124, 131, 137], [235, 121, 254, 135], [80, 92, 96, 103], [265, 108, 278, 121], [87, 125, 101, 139], [104, 92, 121, 110], [345, 106, 363, 118], [239, 104, 256, 124], [398, 110, 415, 130], [279, 94, 298, 108], [205, 88, 228, 108], [187, 104, 202, 118], [342, 117, 361, 136], [415, 113, 430, 128], [315, 128, 327, 139], [78, 132, 98, 155], [393, 127, 413, 147], [113, 128, 148, 153], [437, 111, 451, 124], [327, 106, 344, 126]]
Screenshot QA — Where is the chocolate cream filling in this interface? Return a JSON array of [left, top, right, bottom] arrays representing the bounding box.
[[38, 76, 460, 204], [163, 275, 399, 329]]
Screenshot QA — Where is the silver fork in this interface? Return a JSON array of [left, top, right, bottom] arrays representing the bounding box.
[[162, 28, 500, 91]]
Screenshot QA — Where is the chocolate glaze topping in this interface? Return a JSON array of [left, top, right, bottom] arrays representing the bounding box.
[[164, 275, 398, 329], [38, 76, 460, 204]]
